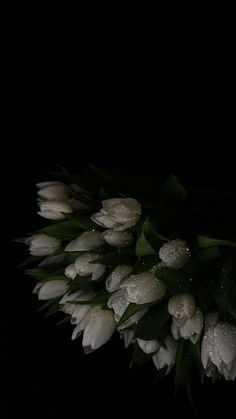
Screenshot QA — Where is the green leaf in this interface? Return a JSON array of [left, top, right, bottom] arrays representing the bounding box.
[[67, 275, 104, 293], [56, 315, 71, 326], [117, 302, 155, 327], [130, 255, 160, 274], [129, 343, 153, 368], [65, 251, 84, 263], [25, 268, 66, 281], [41, 221, 83, 241], [198, 246, 220, 261], [134, 304, 170, 342], [68, 213, 100, 230], [198, 235, 236, 248], [215, 257, 236, 320], [135, 229, 156, 257], [67, 292, 109, 307], [90, 249, 134, 267], [18, 255, 45, 268], [160, 174, 186, 207]]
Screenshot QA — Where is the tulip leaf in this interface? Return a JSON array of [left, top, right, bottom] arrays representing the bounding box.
[[134, 304, 170, 342], [130, 343, 153, 368], [135, 230, 156, 257], [42, 221, 83, 241], [25, 268, 66, 281], [67, 275, 104, 293], [117, 302, 155, 327], [67, 292, 109, 307], [198, 235, 236, 248], [90, 249, 134, 267], [68, 213, 101, 230], [18, 255, 45, 268], [130, 255, 160, 274], [160, 174, 186, 207]]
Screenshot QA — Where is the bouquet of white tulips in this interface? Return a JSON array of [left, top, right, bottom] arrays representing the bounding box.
[[18, 166, 236, 397]]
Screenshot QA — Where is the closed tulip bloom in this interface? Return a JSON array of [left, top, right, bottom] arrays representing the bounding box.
[[120, 272, 166, 304], [137, 338, 160, 354], [39, 252, 66, 268], [68, 197, 90, 210], [65, 231, 104, 252], [65, 263, 77, 280], [34, 280, 68, 300], [25, 233, 62, 256], [106, 265, 133, 293], [72, 306, 100, 340], [204, 311, 219, 332], [159, 239, 190, 269], [82, 308, 116, 352], [152, 336, 176, 373], [201, 322, 236, 380], [102, 230, 133, 248], [91, 198, 142, 231], [38, 200, 73, 220], [74, 253, 105, 281], [168, 294, 196, 319], [171, 308, 204, 343], [107, 289, 129, 321], [60, 291, 85, 314], [37, 181, 69, 201]]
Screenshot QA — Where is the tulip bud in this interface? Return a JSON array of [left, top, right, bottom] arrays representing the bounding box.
[[38, 200, 73, 220], [72, 306, 100, 340], [137, 338, 160, 354], [34, 279, 68, 300], [25, 233, 62, 256], [107, 289, 129, 321], [102, 230, 133, 248], [91, 198, 142, 231], [204, 311, 219, 332], [168, 294, 196, 319], [65, 231, 104, 252], [65, 263, 77, 280], [171, 308, 204, 343], [59, 291, 85, 314], [159, 239, 190, 269], [201, 322, 236, 380], [37, 181, 69, 201], [82, 308, 116, 352], [120, 272, 166, 304], [74, 253, 105, 281], [152, 336, 176, 373], [106, 265, 133, 293]]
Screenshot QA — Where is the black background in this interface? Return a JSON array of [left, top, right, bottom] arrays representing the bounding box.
[[4, 5, 236, 418]]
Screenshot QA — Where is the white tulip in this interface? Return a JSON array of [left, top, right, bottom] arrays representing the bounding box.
[[152, 336, 176, 373], [171, 308, 204, 343], [102, 230, 133, 247], [120, 330, 135, 348], [159, 239, 190, 269], [107, 289, 129, 321], [37, 181, 69, 201], [34, 280, 68, 300], [106, 265, 133, 293], [65, 231, 104, 252], [59, 291, 85, 314], [25, 234, 62, 256], [201, 322, 236, 380], [117, 309, 148, 331], [91, 198, 142, 231], [168, 294, 196, 319], [137, 338, 160, 354], [72, 306, 100, 340], [65, 263, 77, 280], [38, 200, 73, 220], [74, 253, 105, 281], [82, 308, 116, 352], [120, 272, 166, 304]]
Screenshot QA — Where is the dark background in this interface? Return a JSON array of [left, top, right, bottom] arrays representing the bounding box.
[[4, 5, 236, 418]]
